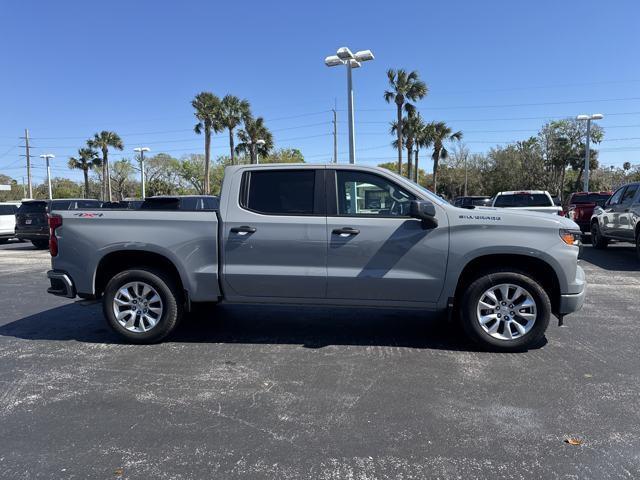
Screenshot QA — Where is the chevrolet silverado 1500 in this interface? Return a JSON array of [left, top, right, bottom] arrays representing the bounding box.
[[46, 164, 586, 351]]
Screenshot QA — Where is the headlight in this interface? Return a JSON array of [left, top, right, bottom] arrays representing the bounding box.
[[560, 229, 581, 246]]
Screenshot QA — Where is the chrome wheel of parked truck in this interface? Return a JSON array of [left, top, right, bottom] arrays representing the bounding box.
[[45, 164, 586, 351]]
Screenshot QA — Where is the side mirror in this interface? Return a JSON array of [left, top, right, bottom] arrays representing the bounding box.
[[410, 200, 438, 228]]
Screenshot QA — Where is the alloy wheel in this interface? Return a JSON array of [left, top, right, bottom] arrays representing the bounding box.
[[112, 281, 164, 333], [476, 283, 537, 341]]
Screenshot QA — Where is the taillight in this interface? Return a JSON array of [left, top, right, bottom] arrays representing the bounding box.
[[48, 214, 62, 256]]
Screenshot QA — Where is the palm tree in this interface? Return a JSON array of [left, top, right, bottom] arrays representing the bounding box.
[[384, 69, 428, 176], [192, 92, 222, 195], [87, 131, 124, 201], [413, 116, 432, 183], [236, 115, 274, 164], [219, 95, 250, 165], [427, 121, 463, 193], [391, 113, 424, 180], [68, 147, 102, 198]]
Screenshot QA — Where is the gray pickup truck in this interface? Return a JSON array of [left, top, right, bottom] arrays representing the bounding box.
[[46, 164, 586, 351]]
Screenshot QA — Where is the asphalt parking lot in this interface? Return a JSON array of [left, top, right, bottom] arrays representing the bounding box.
[[0, 241, 638, 479]]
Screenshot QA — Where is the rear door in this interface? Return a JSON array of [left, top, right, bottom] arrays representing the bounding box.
[[222, 167, 328, 300], [325, 168, 448, 305]]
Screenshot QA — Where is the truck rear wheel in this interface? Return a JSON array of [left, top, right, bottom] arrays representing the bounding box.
[[103, 268, 182, 344], [459, 269, 551, 352]]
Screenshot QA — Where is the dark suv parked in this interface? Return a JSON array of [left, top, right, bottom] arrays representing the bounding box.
[[16, 199, 102, 248]]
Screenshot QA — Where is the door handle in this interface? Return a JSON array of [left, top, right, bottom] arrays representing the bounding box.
[[332, 227, 360, 236], [230, 225, 257, 235]]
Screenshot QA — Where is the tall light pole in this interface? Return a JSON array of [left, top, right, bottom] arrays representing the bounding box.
[[134, 147, 150, 198], [576, 113, 603, 192], [325, 47, 374, 164], [254, 139, 265, 164], [39, 154, 55, 199]]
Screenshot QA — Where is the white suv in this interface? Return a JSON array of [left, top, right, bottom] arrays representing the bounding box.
[[0, 202, 20, 244], [492, 190, 563, 215]]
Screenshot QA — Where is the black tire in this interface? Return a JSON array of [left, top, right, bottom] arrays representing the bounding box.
[[459, 269, 551, 352], [636, 230, 640, 262], [590, 222, 609, 249], [103, 268, 182, 344], [31, 239, 49, 249]]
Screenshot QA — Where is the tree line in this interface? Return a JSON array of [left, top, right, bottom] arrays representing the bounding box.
[[2, 68, 637, 202]]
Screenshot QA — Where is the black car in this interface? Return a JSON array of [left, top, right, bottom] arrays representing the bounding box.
[[15, 198, 103, 249], [453, 196, 493, 209]]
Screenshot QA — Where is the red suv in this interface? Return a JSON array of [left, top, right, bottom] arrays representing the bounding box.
[[564, 191, 611, 233]]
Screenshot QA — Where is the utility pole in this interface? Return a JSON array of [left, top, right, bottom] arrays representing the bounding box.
[[134, 147, 150, 199], [464, 154, 468, 197], [576, 113, 603, 192], [332, 104, 338, 163], [40, 154, 55, 200], [19, 129, 33, 198]]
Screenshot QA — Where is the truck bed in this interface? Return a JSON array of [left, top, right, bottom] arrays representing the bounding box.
[[53, 209, 221, 302]]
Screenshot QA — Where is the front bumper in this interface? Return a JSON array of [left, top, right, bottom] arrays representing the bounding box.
[[46, 270, 76, 298], [558, 265, 586, 315]]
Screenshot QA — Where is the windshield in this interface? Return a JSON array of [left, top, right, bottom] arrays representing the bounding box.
[[494, 193, 552, 208], [387, 171, 450, 205]]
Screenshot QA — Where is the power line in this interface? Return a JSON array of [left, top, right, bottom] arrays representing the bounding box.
[[352, 96, 640, 112]]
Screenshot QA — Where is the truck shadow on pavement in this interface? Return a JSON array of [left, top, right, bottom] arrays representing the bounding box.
[[580, 244, 639, 271], [0, 302, 546, 352]]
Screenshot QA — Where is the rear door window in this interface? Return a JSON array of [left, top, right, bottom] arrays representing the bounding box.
[[242, 170, 317, 215]]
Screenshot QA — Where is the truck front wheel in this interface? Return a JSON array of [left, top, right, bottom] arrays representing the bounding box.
[[103, 268, 182, 344], [459, 269, 551, 352], [591, 222, 609, 249]]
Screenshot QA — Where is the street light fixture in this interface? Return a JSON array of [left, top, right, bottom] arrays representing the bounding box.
[[575, 113, 604, 192], [39, 154, 55, 199], [133, 147, 150, 199], [325, 46, 375, 164]]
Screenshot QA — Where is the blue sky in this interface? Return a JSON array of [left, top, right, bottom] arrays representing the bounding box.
[[1, 0, 639, 185]]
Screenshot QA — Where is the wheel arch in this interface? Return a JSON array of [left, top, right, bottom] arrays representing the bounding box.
[[454, 254, 561, 314], [94, 250, 186, 303]]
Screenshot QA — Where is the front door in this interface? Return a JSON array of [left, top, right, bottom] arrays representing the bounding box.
[[600, 186, 625, 236], [617, 184, 639, 240], [325, 169, 448, 305], [222, 167, 328, 300]]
